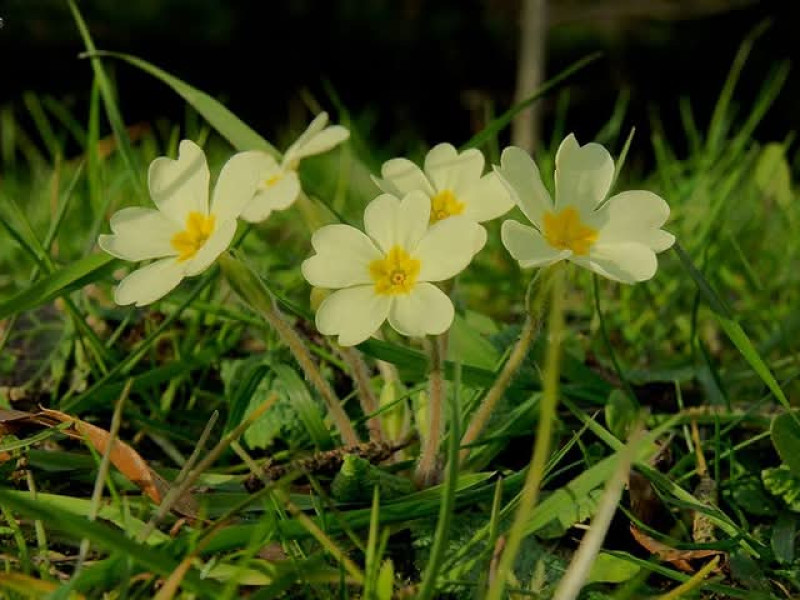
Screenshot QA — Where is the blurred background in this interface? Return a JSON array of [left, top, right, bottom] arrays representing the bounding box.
[[1, 0, 797, 164]]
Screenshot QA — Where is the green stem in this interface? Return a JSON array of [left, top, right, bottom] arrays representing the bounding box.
[[459, 271, 548, 466], [415, 334, 446, 488], [219, 253, 359, 446], [486, 263, 565, 600]]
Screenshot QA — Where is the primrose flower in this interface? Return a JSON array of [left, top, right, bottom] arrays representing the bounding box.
[[240, 112, 350, 223], [496, 135, 675, 283], [301, 192, 482, 346], [373, 143, 514, 252], [98, 140, 264, 306]]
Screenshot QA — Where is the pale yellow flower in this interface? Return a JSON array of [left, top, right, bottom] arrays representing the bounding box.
[[496, 135, 674, 283], [99, 140, 264, 305], [302, 192, 482, 346], [240, 112, 349, 222]]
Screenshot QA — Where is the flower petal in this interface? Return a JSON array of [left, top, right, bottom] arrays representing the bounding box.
[[148, 140, 210, 224], [282, 112, 329, 164], [555, 133, 614, 212], [414, 216, 480, 281], [184, 218, 237, 276], [374, 159, 435, 197], [495, 146, 553, 228], [364, 192, 429, 254], [388, 283, 454, 337], [316, 285, 391, 346], [239, 170, 301, 223], [593, 190, 675, 252], [302, 224, 382, 288], [212, 151, 273, 222], [98, 207, 179, 261], [458, 172, 515, 222], [501, 220, 570, 268], [423, 144, 483, 194], [285, 126, 349, 164], [113, 258, 187, 306], [572, 242, 658, 283]]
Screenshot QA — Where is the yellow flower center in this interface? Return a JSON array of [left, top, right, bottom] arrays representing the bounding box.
[[369, 246, 421, 295], [430, 189, 465, 223], [264, 173, 282, 187], [542, 207, 597, 256], [170, 211, 216, 262]]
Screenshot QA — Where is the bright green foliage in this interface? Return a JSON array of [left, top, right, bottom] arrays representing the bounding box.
[[331, 455, 413, 502], [763, 466, 800, 512]]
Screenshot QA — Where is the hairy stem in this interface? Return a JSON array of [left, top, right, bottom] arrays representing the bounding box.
[[415, 334, 447, 488], [459, 270, 548, 466], [486, 263, 565, 600], [219, 253, 359, 446], [337, 345, 384, 442]]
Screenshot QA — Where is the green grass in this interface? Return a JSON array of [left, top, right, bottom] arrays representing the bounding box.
[[0, 8, 798, 600]]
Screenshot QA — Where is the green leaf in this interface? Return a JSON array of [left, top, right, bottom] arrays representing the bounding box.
[[0, 253, 116, 321], [272, 364, 332, 450], [586, 552, 640, 584], [87, 51, 278, 157], [0, 488, 218, 595], [771, 512, 796, 564], [673, 242, 790, 409], [376, 559, 395, 600], [771, 414, 800, 479], [604, 389, 637, 440], [67, 0, 145, 196], [755, 143, 793, 209], [763, 465, 800, 511]]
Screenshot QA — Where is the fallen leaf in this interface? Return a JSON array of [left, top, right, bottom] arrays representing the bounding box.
[[630, 525, 724, 573]]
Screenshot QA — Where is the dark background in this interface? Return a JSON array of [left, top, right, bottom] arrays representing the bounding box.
[[1, 0, 798, 160]]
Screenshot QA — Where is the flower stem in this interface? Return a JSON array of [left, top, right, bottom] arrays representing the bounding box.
[[219, 253, 359, 447], [486, 263, 565, 600], [337, 345, 385, 442], [459, 270, 548, 467], [415, 334, 447, 488]]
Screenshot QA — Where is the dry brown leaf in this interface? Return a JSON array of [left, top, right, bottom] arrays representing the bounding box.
[[40, 408, 164, 505], [629, 525, 724, 573]]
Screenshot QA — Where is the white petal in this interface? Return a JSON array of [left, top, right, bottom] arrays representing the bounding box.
[[472, 224, 488, 255], [495, 146, 553, 228], [184, 218, 236, 276], [113, 258, 187, 306], [555, 133, 614, 212], [98, 207, 178, 261], [458, 171, 515, 222], [423, 144, 483, 194], [284, 126, 349, 163], [414, 216, 480, 281], [282, 112, 329, 166], [388, 283, 454, 338], [302, 224, 382, 288], [375, 158, 435, 197], [148, 140, 209, 224], [363, 192, 429, 254], [593, 190, 675, 252], [501, 220, 570, 269], [212, 151, 273, 222], [572, 242, 658, 283], [239, 171, 301, 223], [316, 286, 391, 346]]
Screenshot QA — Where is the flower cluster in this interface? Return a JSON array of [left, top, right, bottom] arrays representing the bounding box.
[[100, 126, 674, 344]]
